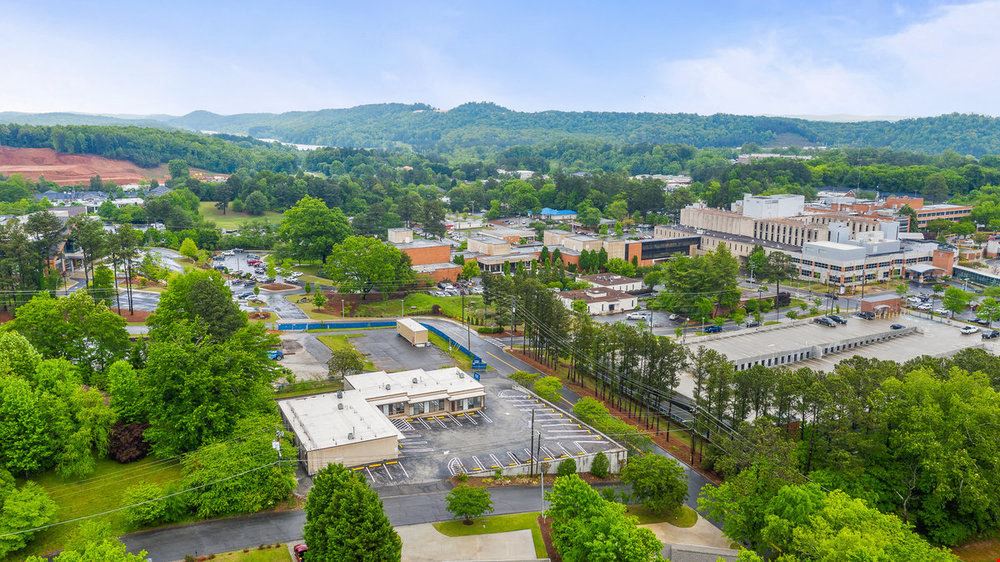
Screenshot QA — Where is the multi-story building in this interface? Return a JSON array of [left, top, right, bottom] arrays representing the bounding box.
[[884, 196, 972, 228], [388, 228, 461, 282]]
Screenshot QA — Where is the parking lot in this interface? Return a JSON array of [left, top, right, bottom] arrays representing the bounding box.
[[358, 376, 622, 488]]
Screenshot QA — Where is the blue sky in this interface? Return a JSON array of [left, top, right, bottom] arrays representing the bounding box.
[[1, 0, 997, 117]]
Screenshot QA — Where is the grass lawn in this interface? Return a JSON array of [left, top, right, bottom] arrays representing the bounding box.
[[356, 293, 485, 323], [296, 301, 343, 320], [292, 264, 334, 287], [199, 201, 282, 229], [19, 457, 183, 559], [428, 332, 473, 371], [316, 334, 375, 370], [211, 544, 292, 561], [275, 379, 344, 400], [433, 512, 546, 559], [626, 504, 698, 527]]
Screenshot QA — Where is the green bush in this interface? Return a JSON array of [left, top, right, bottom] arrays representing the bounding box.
[[510, 371, 540, 387], [590, 451, 610, 478], [533, 376, 563, 403], [476, 326, 503, 334], [123, 482, 168, 527], [556, 458, 577, 477]]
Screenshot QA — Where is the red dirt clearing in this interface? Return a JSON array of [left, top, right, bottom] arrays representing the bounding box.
[[0, 147, 228, 186]]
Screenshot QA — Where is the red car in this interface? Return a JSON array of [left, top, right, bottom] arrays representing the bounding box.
[[293, 544, 308, 561], [247, 259, 263, 266]]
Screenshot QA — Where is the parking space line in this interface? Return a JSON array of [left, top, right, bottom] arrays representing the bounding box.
[[478, 411, 494, 423], [541, 446, 556, 460], [396, 461, 409, 478], [557, 443, 573, 458], [434, 417, 448, 429], [507, 452, 521, 466], [417, 418, 432, 430], [462, 413, 478, 425], [446, 413, 463, 427], [365, 466, 375, 481], [489, 453, 503, 469], [383, 464, 394, 480], [522, 448, 536, 463], [472, 455, 485, 471]]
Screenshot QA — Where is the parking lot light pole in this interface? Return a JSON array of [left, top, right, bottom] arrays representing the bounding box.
[[529, 409, 535, 477]]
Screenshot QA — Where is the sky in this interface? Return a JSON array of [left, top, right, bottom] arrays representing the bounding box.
[[1, 0, 998, 117]]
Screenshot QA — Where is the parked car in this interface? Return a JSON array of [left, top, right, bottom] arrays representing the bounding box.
[[933, 308, 949, 316], [856, 311, 876, 320], [704, 325, 723, 333], [826, 314, 847, 325], [813, 317, 836, 328], [626, 312, 650, 321], [916, 303, 932, 311], [983, 330, 1000, 340], [974, 318, 992, 326], [960, 325, 980, 335], [744, 320, 760, 328], [237, 292, 254, 300], [890, 323, 905, 330], [667, 314, 679, 321], [247, 259, 262, 266]]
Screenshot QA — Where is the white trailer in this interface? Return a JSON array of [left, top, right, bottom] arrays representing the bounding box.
[[396, 318, 429, 347]]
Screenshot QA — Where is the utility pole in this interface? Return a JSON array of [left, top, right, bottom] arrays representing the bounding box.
[[537, 432, 545, 516], [529, 409, 535, 477]]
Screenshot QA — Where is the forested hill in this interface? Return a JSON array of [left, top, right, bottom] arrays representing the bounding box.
[[6, 104, 1000, 155]]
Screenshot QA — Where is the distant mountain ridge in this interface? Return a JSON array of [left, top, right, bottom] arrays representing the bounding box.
[[4, 103, 1000, 155]]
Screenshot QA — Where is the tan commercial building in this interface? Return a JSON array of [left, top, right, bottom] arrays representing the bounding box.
[[558, 288, 638, 315], [279, 391, 404, 475], [344, 367, 486, 419]]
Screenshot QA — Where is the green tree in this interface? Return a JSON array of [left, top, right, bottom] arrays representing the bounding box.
[[746, 245, 767, 281], [277, 195, 352, 262], [167, 159, 189, 180], [324, 236, 416, 300], [304, 463, 402, 562], [11, 291, 128, 378], [0, 478, 57, 559], [142, 323, 279, 455], [546, 474, 662, 562], [243, 190, 268, 215], [327, 347, 365, 380], [420, 197, 448, 238], [976, 296, 1000, 325], [147, 269, 246, 342], [941, 286, 972, 317], [313, 291, 328, 309], [620, 454, 688, 515], [445, 485, 494, 524], [460, 260, 480, 280], [122, 482, 168, 527], [178, 237, 199, 261], [533, 375, 563, 403]]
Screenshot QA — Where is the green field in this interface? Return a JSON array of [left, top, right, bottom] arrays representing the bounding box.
[[355, 293, 485, 322], [433, 512, 546, 559], [428, 332, 473, 371], [199, 201, 282, 229], [16, 457, 183, 559]]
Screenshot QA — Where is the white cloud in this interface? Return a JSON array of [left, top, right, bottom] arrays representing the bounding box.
[[872, 0, 1000, 115], [644, 37, 887, 116], [644, 1, 1000, 117]]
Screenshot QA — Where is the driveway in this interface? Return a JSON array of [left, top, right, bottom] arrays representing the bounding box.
[[397, 523, 537, 562]]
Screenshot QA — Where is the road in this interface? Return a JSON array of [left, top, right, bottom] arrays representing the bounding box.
[[122, 312, 722, 560]]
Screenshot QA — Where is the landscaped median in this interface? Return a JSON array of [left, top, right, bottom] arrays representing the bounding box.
[[432, 512, 547, 559]]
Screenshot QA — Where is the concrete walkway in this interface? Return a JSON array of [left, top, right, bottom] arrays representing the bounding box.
[[397, 523, 537, 562], [640, 515, 732, 550]]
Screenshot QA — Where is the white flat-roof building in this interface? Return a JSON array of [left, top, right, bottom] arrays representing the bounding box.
[[578, 273, 643, 293], [344, 367, 486, 418], [278, 391, 404, 475], [558, 288, 638, 315]]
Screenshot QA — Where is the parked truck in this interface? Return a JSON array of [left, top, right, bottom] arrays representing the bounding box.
[[396, 318, 429, 347]]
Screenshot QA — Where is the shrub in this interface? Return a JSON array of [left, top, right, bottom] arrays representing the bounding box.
[[590, 451, 610, 478], [445, 485, 494, 524], [456, 472, 469, 483], [533, 375, 563, 403], [509, 371, 540, 387], [108, 422, 151, 463], [556, 458, 577, 477], [476, 326, 503, 334], [123, 483, 168, 527]]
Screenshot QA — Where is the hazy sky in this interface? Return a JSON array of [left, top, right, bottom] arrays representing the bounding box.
[[1, 0, 998, 117]]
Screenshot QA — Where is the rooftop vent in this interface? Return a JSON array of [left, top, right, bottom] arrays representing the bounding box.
[[412, 377, 419, 384], [337, 402, 344, 410], [347, 432, 354, 440], [385, 383, 391, 390], [459, 371, 465, 378], [336, 390, 343, 399]]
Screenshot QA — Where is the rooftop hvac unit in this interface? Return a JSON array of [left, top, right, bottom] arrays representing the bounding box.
[[336, 390, 343, 399], [347, 432, 354, 440], [459, 371, 465, 378], [412, 377, 419, 384], [337, 402, 344, 410], [385, 383, 391, 390]]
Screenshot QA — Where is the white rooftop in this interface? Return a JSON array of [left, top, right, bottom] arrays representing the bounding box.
[[278, 391, 403, 452], [345, 367, 485, 404]]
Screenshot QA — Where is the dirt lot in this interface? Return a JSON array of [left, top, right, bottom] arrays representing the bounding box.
[[0, 147, 227, 186]]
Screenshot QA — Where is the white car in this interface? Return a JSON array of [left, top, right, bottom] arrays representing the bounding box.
[[961, 325, 980, 335], [916, 303, 932, 311], [626, 312, 651, 321], [667, 314, 679, 321], [933, 308, 950, 316]]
